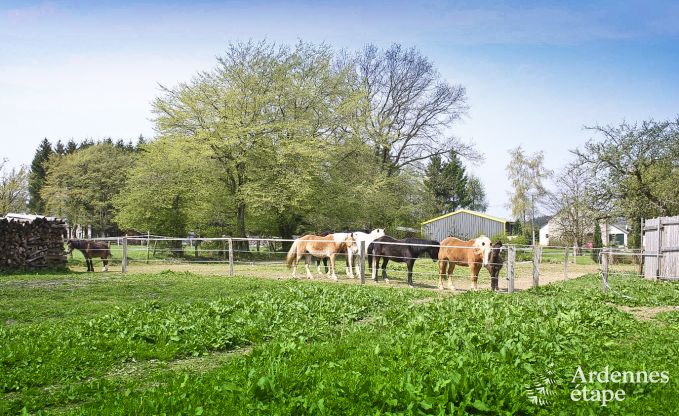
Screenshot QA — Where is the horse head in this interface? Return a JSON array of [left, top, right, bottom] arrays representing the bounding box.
[[473, 235, 492, 266], [66, 239, 75, 254], [429, 241, 440, 262], [487, 241, 504, 276], [370, 228, 386, 238], [345, 233, 358, 251]]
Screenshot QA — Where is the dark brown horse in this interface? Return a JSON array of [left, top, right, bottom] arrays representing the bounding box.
[[486, 241, 504, 291], [66, 239, 111, 272]]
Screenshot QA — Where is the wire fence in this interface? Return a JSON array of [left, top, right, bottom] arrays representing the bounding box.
[[62, 236, 656, 292]]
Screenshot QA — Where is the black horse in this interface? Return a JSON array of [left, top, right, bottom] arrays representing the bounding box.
[[368, 236, 440, 287], [486, 241, 504, 291], [66, 239, 111, 272]]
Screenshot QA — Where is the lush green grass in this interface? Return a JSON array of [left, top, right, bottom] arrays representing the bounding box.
[[1, 271, 678, 414]]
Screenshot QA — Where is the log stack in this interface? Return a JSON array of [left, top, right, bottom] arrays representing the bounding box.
[[0, 214, 68, 271]]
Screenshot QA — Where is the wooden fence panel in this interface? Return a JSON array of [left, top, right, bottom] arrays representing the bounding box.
[[644, 216, 679, 280]]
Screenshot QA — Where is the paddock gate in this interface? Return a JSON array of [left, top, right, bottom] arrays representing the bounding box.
[[643, 216, 679, 280]]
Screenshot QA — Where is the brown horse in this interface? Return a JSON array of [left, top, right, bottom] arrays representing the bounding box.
[[486, 241, 504, 291], [437, 235, 492, 291], [286, 234, 357, 280], [66, 239, 111, 272]]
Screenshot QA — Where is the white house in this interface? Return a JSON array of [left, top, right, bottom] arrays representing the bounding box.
[[602, 223, 628, 247], [539, 218, 628, 247]]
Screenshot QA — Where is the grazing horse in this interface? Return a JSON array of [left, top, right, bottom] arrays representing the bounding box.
[[316, 229, 386, 277], [437, 235, 492, 291], [368, 236, 440, 288], [66, 239, 111, 272], [486, 241, 504, 291], [286, 234, 357, 280]]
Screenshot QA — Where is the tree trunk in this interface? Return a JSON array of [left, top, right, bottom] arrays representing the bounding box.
[[235, 202, 248, 253]]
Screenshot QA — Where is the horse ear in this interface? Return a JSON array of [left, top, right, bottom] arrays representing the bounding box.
[[495, 241, 503, 247]]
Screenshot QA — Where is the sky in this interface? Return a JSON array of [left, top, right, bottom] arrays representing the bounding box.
[[1, 0, 678, 218]]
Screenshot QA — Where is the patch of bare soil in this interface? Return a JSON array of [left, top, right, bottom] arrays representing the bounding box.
[[610, 304, 679, 321]]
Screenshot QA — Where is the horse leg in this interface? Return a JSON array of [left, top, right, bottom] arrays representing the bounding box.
[[438, 260, 447, 290], [330, 254, 338, 280], [471, 263, 481, 290], [406, 260, 415, 288], [447, 262, 456, 291], [381, 258, 390, 284], [305, 254, 315, 279], [347, 252, 355, 278], [102, 256, 109, 272], [372, 256, 379, 282], [85, 257, 92, 272]]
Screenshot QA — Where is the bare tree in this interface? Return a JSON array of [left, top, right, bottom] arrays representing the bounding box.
[[355, 44, 479, 175], [506, 146, 552, 224], [544, 162, 598, 248]]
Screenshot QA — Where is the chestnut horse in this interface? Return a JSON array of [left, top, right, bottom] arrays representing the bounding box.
[[66, 239, 111, 272], [437, 235, 492, 291], [286, 234, 357, 280]]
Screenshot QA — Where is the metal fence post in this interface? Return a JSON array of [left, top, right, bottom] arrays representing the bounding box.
[[507, 245, 515, 293], [359, 240, 366, 284], [122, 235, 128, 273], [145, 231, 150, 264], [601, 249, 609, 292], [563, 247, 569, 278], [532, 245, 540, 288], [228, 238, 234, 276]]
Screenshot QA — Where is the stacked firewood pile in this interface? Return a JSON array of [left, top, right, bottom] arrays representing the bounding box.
[[0, 214, 68, 271]]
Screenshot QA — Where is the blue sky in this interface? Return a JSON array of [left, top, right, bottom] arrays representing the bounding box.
[[1, 0, 678, 218]]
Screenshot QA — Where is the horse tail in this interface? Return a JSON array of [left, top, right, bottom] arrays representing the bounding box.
[[286, 239, 299, 268]]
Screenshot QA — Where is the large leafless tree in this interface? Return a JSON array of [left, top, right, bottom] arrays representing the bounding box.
[[355, 44, 478, 176]]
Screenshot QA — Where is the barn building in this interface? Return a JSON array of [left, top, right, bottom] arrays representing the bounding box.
[[421, 209, 510, 242]]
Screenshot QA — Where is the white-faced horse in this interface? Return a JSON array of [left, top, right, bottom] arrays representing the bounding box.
[[333, 228, 386, 277], [437, 235, 492, 291]]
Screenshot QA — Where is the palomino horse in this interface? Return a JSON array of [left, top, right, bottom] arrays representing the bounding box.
[[437, 235, 493, 291], [368, 236, 440, 288], [286, 234, 357, 280], [66, 239, 111, 272], [486, 241, 504, 291]]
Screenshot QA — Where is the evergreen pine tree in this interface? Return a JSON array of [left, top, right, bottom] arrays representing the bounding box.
[[28, 138, 53, 213], [592, 222, 603, 263], [54, 140, 66, 155]]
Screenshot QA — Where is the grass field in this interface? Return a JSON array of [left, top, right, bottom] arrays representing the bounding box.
[[2, 270, 678, 414]]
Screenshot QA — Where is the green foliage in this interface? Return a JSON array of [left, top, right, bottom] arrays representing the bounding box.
[[2, 272, 678, 414], [424, 151, 469, 215], [575, 118, 679, 219], [0, 160, 29, 216], [114, 138, 231, 237], [41, 143, 135, 235]]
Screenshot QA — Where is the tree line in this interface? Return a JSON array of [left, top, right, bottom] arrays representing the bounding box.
[[19, 41, 488, 241]]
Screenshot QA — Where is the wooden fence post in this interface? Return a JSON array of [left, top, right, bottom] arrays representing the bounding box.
[[656, 219, 662, 280], [507, 245, 515, 293], [532, 245, 540, 288], [601, 249, 609, 292], [359, 240, 366, 284], [563, 247, 569, 278], [122, 235, 128, 273], [228, 238, 234, 277]]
